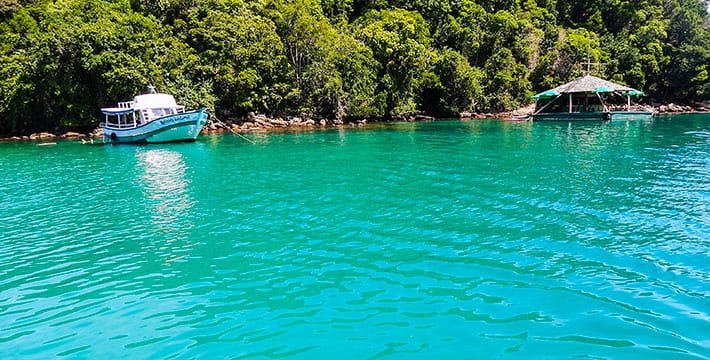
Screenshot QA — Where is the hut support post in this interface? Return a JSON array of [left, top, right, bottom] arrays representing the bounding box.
[[596, 93, 609, 112], [532, 95, 563, 115], [627, 95, 631, 111], [569, 94, 572, 113]]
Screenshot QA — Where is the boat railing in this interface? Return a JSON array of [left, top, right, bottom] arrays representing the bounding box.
[[118, 101, 134, 109]]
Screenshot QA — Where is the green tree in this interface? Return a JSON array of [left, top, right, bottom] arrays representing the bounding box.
[[483, 47, 530, 110], [420, 48, 484, 115], [265, 0, 379, 119], [2, 0, 710, 135], [354, 8, 433, 116], [662, 0, 710, 100], [0, 6, 39, 134], [185, 7, 287, 116]]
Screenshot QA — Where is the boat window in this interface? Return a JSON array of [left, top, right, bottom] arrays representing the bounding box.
[[150, 109, 162, 118]]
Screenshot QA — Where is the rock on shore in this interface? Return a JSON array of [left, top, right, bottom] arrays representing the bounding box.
[[655, 102, 710, 113], [204, 113, 347, 134]]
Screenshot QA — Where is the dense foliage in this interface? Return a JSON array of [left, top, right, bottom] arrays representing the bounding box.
[[1, 0, 708, 134]]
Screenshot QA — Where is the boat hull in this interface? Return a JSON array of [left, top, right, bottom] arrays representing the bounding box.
[[101, 108, 208, 143], [532, 111, 654, 122]]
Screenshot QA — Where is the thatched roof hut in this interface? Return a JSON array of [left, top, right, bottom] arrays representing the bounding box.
[[531, 74, 651, 119], [551, 74, 638, 94]]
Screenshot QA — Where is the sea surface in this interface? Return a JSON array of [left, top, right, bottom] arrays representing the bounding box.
[[1, 114, 709, 359]]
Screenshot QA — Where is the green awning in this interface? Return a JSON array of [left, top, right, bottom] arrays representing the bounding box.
[[531, 90, 559, 100], [592, 86, 616, 93], [621, 89, 645, 96]]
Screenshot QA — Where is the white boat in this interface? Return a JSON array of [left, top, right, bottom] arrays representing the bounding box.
[[100, 86, 208, 143]]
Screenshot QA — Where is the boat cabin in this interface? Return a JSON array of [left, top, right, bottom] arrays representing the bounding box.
[[101, 93, 186, 129]]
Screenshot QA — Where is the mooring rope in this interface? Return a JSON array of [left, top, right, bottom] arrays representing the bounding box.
[[210, 115, 256, 144]]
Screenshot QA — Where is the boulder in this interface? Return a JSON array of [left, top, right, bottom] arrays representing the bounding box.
[[270, 117, 288, 126], [61, 132, 84, 138], [415, 115, 435, 121], [253, 115, 270, 125], [667, 103, 683, 112]]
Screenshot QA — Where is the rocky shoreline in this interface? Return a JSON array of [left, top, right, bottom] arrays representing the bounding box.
[[2, 102, 708, 142]]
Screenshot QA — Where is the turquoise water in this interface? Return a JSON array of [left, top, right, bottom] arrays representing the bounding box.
[[1, 115, 709, 359]]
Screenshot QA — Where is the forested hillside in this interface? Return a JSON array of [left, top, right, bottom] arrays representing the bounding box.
[[1, 0, 708, 134]]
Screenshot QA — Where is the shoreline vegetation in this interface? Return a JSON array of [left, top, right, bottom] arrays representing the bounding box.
[[3, 102, 709, 142], [1, 1, 708, 139]]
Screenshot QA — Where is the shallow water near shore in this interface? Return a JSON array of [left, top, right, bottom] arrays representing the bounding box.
[[1, 114, 709, 359]]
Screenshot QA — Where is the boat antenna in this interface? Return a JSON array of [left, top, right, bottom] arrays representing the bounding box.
[[147, 84, 156, 94]]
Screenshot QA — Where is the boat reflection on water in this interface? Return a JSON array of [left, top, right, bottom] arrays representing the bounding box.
[[136, 148, 196, 263]]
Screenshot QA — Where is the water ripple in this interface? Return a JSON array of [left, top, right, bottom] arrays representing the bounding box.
[[1, 117, 709, 358]]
